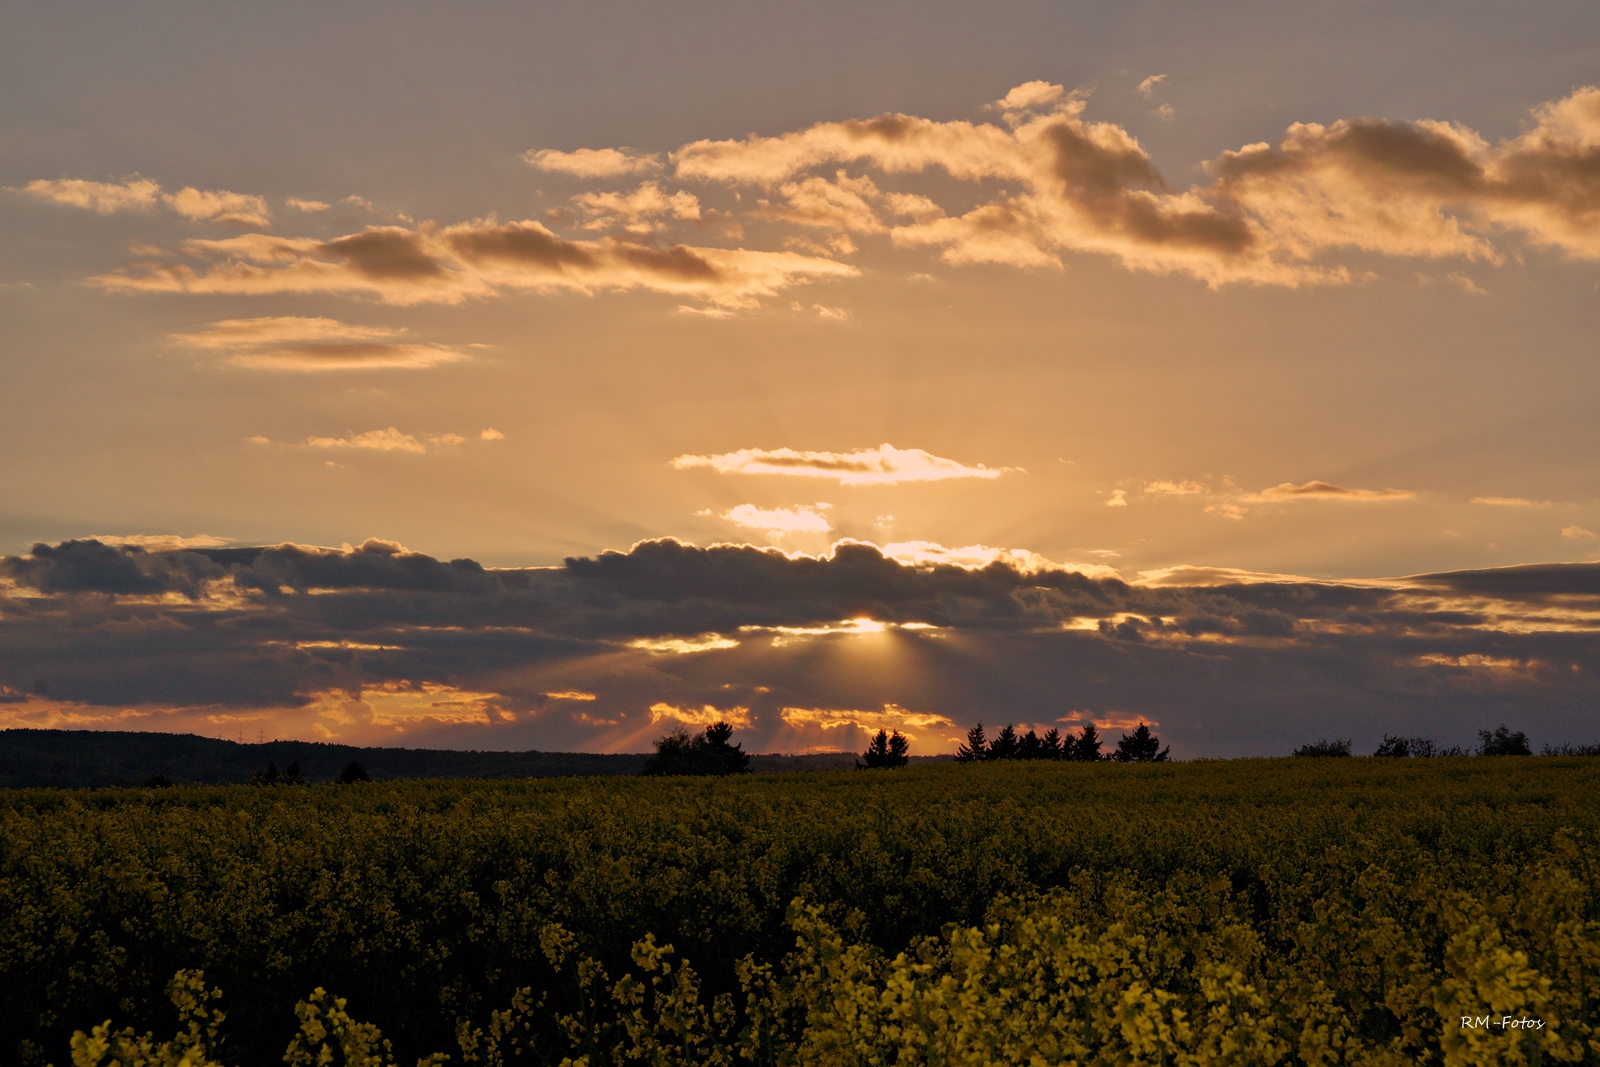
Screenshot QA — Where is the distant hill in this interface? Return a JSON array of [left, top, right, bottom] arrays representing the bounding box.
[[0, 729, 949, 788]]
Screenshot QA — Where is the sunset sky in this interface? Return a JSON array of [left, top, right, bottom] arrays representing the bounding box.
[[4, 1, 1600, 756]]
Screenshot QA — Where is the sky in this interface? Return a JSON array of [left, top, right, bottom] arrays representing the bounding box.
[[3, 0, 1600, 757]]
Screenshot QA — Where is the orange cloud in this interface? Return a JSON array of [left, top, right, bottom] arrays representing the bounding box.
[[97, 220, 855, 309], [779, 703, 955, 742], [161, 187, 271, 226], [303, 428, 466, 454], [13, 177, 161, 213], [659, 83, 1600, 284], [1244, 481, 1414, 502], [172, 316, 466, 371], [524, 147, 662, 177], [722, 504, 834, 534], [648, 702, 751, 727], [13, 177, 269, 225]]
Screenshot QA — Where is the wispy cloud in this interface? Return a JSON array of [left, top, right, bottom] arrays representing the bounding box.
[[172, 316, 466, 371], [303, 428, 465, 454], [571, 181, 701, 232], [1472, 496, 1551, 507], [96, 221, 855, 310], [14, 177, 269, 225], [161, 187, 271, 226], [1136, 74, 1167, 99], [722, 504, 833, 534], [1244, 480, 1414, 502], [13, 178, 161, 214], [524, 147, 662, 177], [672, 443, 1007, 485], [83, 534, 233, 550], [1144, 479, 1207, 496]]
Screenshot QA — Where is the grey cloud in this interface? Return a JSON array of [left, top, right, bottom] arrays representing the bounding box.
[[3, 538, 1599, 755], [0, 540, 223, 597]]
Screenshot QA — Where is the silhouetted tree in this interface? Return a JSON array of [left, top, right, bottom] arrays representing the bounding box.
[[1040, 728, 1064, 760], [251, 762, 280, 786], [1018, 730, 1042, 760], [858, 729, 910, 769], [337, 760, 371, 784], [1478, 724, 1531, 756], [703, 721, 752, 773], [1113, 723, 1169, 762], [282, 759, 306, 784], [1292, 739, 1351, 757], [1069, 724, 1102, 762], [641, 721, 750, 776], [143, 773, 173, 788], [955, 723, 988, 762], [989, 724, 1021, 761]]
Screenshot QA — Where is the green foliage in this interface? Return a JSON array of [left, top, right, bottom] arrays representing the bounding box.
[[857, 730, 909, 769], [640, 721, 751, 776], [5, 758, 1600, 1065], [1293, 739, 1352, 758]]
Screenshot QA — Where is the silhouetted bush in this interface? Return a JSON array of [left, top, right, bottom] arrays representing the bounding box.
[[641, 721, 750, 776], [1372, 735, 1466, 758], [1542, 742, 1600, 756], [1292, 739, 1351, 758], [1478, 724, 1532, 756], [336, 760, 371, 784], [142, 773, 173, 788], [858, 729, 910, 769]]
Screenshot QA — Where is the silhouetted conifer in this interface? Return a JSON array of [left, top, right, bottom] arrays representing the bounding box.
[[1018, 730, 1042, 760], [1069, 724, 1103, 762], [1041, 728, 1063, 760], [282, 759, 306, 784], [704, 720, 752, 773], [954, 723, 988, 762], [1113, 723, 1169, 762], [251, 762, 280, 786], [989, 724, 1021, 761], [858, 729, 910, 769]]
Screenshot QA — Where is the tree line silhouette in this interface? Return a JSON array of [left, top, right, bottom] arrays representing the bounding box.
[[642, 720, 1173, 775], [956, 721, 1169, 762], [1292, 723, 1600, 758]]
